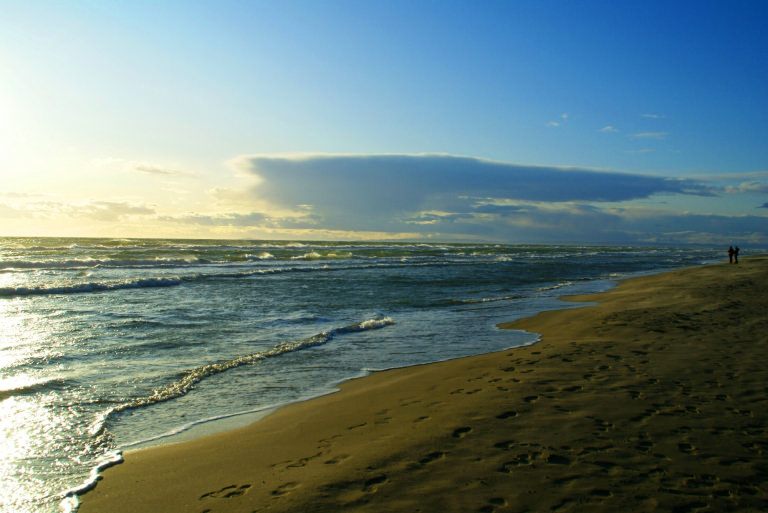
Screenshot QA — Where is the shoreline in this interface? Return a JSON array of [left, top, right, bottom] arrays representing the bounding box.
[[79, 256, 768, 512]]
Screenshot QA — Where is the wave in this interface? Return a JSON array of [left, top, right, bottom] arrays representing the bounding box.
[[0, 257, 210, 271], [61, 449, 124, 511], [447, 294, 523, 305], [290, 250, 354, 260], [0, 260, 470, 298], [0, 277, 184, 297], [0, 376, 71, 400], [536, 281, 574, 292], [110, 316, 394, 414]]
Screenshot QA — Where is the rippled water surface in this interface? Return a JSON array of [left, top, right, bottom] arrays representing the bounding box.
[[0, 238, 724, 512]]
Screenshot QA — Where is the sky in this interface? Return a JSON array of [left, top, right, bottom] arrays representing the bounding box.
[[1, 0, 767, 244]]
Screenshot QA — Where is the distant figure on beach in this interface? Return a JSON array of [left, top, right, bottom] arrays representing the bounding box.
[[734, 246, 740, 264], [728, 246, 734, 263]]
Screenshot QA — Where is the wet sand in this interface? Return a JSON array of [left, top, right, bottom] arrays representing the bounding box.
[[79, 256, 768, 513]]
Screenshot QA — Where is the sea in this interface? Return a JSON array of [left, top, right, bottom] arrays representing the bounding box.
[[0, 238, 728, 513]]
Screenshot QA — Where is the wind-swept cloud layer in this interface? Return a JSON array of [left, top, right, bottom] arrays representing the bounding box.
[[209, 153, 767, 243], [2, 153, 766, 244], [233, 153, 711, 208]]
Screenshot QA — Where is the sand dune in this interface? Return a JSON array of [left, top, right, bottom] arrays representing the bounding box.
[[79, 256, 768, 512]]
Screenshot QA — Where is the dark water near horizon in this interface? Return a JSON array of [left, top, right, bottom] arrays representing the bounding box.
[[0, 238, 728, 512]]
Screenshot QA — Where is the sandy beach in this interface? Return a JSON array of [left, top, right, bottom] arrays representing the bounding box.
[[79, 256, 768, 513]]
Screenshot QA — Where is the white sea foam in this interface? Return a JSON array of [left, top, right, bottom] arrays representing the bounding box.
[[536, 281, 574, 292], [111, 317, 395, 414], [450, 294, 522, 305], [61, 449, 123, 512]]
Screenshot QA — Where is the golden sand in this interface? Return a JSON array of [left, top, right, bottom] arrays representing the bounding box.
[[79, 256, 768, 512]]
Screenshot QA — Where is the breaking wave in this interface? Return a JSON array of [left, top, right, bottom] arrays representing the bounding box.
[[111, 316, 394, 414], [0, 277, 184, 297], [447, 294, 523, 305]]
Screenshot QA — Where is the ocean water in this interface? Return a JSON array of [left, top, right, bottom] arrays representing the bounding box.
[[0, 238, 725, 513]]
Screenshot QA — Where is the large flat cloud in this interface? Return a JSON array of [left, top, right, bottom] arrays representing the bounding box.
[[226, 153, 718, 237], [232, 154, 712, 213]]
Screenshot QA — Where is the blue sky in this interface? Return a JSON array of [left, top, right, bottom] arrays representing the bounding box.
[[1, 0, 767, 244]]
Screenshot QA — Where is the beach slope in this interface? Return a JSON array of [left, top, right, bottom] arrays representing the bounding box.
[[79, 257, 768, 512]]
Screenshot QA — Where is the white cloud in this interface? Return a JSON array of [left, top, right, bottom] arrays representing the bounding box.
[[599, 126, 619, 132], [725, 181, 768, 194], [132, 163, 184, 176], [642, 113, 666, 119], [159, 211, 270, 227], [546, 113, 568, 127], [0, 198, 156, 223], [93, 158, 193, 177]]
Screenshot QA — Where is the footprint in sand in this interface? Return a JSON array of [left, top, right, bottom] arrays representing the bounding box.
[[419, 451, 446, 465], [287, 452, 322, 468], [363, 474, 388, 492], [498, 453, 538, 472], [478, 497, 508, 513], [546, 454, 571, 465], [271, 482, 300, 496], [453, 426, 472, 438], [496, 410, 518, 420], [324, 454, 350, 465], [199, 484, 251, 500]]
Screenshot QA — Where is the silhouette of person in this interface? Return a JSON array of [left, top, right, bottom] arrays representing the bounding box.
[[728, 246, 734, 263], [734, 246, 740, 264]]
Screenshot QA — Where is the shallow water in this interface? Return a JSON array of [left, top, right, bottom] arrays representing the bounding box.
[[0, 239, 724, 512]]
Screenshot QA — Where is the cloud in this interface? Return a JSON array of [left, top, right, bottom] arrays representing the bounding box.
[[132, 163, 185, 176], [599, 126, 619, 132], [631, 132, 669, 139], [642, 113, 666, 119], [93, 158, 192, 176], [725, 181, 768, 194], [0, 198, 155, 222], [160, 212, 269, 227], [225, 153, 719, 239], [0, 192, 49, 199], [546, 113, 568, 127], [72, 201, 156, 221], [237, 153, 710, 204]]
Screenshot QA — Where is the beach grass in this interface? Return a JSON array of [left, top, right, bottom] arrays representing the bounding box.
[[79, 256, 768, 513]]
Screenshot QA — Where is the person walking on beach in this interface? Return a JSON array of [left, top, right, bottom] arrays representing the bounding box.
[[734, 246, 740, 264], [728, 246, 734, 263]]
